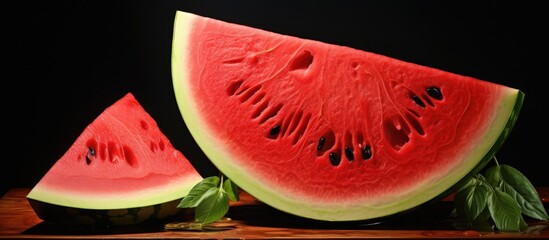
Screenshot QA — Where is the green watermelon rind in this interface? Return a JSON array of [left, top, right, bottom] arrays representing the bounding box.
[[171, 11, 524, 221], [26, 175, 201, 210], [27, 198, 190, 227]]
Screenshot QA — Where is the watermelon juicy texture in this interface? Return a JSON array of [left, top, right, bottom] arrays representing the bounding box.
[[171, 11, 524, 222], [26, 92, 203, 226]]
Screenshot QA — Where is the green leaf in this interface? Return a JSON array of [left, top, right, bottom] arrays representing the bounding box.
[[498, 165, 549, 221], [223, 178, 239, 202], [178, 176, 220, 208], [456, 174, 481, 192], [454, 175, 489, 221], [486, 164, 548, 221], [485, 165, 503, 188], [454, 182, 489, 223], [455, 160, 545, 233], [487, 188, 525, 232], [195, 187, 230, 225]]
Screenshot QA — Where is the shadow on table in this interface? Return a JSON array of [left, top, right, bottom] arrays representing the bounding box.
[[227, 200, 458, 230]]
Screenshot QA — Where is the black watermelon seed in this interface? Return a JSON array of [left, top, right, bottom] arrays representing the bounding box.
[[86, 147, 95, 165], [269, 125, 281, 137], [329, 152, 341, 166], [411, 95, 426, 108], [426, 87, 443, 100], [317, 137, 326, 151], [88, 147, 96, 156], [344, 147, 354, 161], [361, 145, 372, 160]]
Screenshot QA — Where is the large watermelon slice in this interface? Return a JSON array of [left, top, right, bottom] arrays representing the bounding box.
[[171, 11, 524, 222], [26, 92, 203, 226]]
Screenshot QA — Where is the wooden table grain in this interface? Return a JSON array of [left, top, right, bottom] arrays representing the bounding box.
[[1, 188, 548, 239]]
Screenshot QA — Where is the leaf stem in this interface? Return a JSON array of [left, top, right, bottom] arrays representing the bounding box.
[[219, 174, 224, 188], [493, 156, 500, 166]]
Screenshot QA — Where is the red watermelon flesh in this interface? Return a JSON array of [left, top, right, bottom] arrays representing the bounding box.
[[171, 11, 523, 221], [27, 92, 202, 225]]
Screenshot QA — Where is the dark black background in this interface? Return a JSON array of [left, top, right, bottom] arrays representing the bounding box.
[[5, 1, 547, 197]]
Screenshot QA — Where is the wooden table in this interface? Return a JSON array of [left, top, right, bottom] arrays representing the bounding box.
[[1, 188, 548, 239]]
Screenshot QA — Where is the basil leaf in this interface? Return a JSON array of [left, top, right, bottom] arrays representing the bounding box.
[[195, 187, 230, 225], [223, 178, 239, 202], [458, 161, 544, 232], [498, 165, 549, 221], [178, 176, 220, 208], [487, 188, 525, 232], [485, 165, 503, 187], [456, 174, 481, 192], [454, 181, 489, 223]]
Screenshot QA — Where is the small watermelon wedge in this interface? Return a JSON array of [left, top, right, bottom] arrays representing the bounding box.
[[171, 11, 524, 222], [27, 92, 203, 226]]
